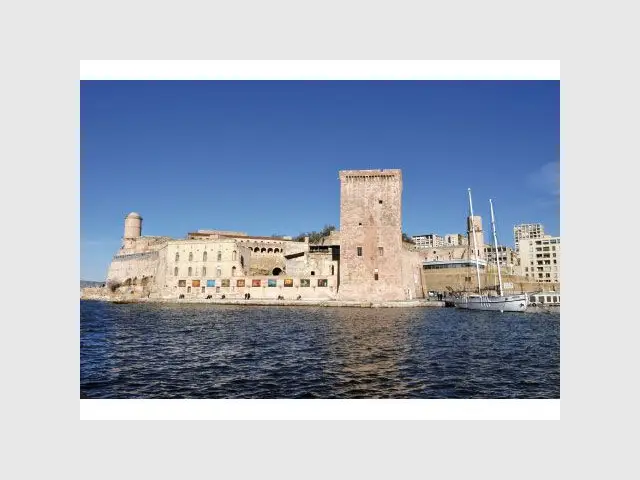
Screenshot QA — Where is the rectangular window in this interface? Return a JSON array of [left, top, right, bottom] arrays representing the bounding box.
[[217, 252, 222, 261], [201, 286, 205, 293], [300, 279, 310, 287], [378, 247, 384, 256], [374, 273, 379, 281], [317, 279, 328, 287], [357, 247, 362, 256]]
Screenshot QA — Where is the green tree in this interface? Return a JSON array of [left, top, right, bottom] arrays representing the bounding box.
[[294, 224, 336, 243], [402, 232, 415, 244]]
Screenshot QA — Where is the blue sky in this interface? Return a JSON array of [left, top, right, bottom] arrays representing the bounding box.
[[81, 80, 559, 281]]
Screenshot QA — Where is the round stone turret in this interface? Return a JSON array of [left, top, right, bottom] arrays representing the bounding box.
[[124, 212, 142, 239]]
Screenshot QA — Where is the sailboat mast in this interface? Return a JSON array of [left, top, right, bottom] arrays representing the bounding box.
[[468, 188, 482, 295], [489, 198, 504, 296]]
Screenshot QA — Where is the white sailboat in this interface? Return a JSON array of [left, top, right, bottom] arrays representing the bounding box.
[[454, 189, 528, 312]]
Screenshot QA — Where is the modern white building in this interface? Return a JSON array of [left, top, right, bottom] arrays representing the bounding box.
[[483, 244, 516, 268], [444, 233, 467, 246], [514, 223, 545, 252], [518, 235, 561, 283], [412, 233, 444, 249]]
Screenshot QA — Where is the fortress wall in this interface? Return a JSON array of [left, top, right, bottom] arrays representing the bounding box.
[[249, 253, 286, 275], [163, 275, 338, 300], [106, 250, 160, 286], [400, 249, 425, 299], [420, 267, 559, 294]]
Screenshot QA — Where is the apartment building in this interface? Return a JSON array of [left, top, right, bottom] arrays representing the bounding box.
[[518, 236, 561, 283]]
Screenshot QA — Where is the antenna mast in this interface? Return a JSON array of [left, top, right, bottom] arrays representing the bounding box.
[[489, 198, 504, 296], [468, 188, 482, 295]]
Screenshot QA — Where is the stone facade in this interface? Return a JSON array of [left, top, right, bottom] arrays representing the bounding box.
[[336, 169, 419, 301], [105, 216, 340, 300], [467, 215, 485, 259], [101, 168, 551, 303], [421, 266, 558, 295]]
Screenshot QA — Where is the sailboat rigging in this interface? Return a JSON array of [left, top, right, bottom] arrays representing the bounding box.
[[453, 189, 529, 312]]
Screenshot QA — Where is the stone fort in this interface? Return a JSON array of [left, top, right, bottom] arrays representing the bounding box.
[[101, 168, 534, 301]]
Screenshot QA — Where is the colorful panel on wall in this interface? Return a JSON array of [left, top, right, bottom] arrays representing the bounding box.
[[300, 279, 310, 287], [237, 279, 245, 287], [207, 280, 215, 287], [252, 279, 261, 287], [317, 279, 328, 287], [192, 280, 200, 287], [221, 279, 230, 287], [268, 279, 277, 287], [284, 278, 294, 287], [178, 280, 186, 287]]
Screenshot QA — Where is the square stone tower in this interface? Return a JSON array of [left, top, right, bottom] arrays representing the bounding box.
[[337, 169, 406, 301]]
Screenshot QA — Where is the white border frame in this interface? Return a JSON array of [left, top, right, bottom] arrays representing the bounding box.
[[80, 60, 560, 420]]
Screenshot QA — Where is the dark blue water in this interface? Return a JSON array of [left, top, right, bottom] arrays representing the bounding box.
[[80, 300, 560, 399]]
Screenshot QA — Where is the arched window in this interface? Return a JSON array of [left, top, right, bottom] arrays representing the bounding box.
[[217, 251, 222, 261], [216, 267, 221, 277], [174, 267, 178, 276], [187, 286, 191, 293], [331, 265, 335, 275], [274, 248, 279, 253], [188, 267, 192, 276], [189, 252, 193, 262], [175, 252, 179, 262], [254, 247, 259, 253], [203, 251, 207, 261], [267, 248, 273, 253], [232, 266, 237, 276], [261, 248, 266, 253], [240, 256, 244, 268], [202, 266, 206, 276], [232, 251, 237, 261]]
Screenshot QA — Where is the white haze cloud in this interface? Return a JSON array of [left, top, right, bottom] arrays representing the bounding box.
[[527, 161, 560, 199]]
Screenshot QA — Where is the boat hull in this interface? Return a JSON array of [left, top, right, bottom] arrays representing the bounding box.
[[453, 294, 528, 312]]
